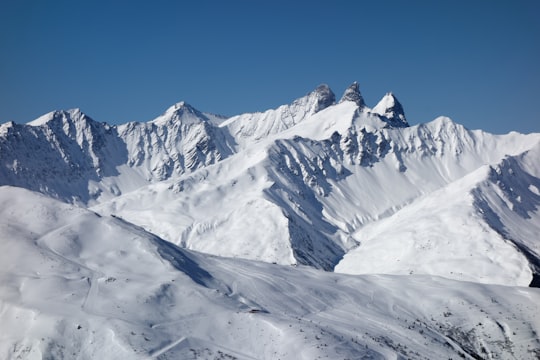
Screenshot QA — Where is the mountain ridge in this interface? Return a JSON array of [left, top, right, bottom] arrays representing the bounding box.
[[2, 82, 540, 358], [0, 83, 411, 203], [1, 82, 539, 283]]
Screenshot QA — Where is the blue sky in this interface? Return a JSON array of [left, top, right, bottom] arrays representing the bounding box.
[[1, 0, 539, 134]]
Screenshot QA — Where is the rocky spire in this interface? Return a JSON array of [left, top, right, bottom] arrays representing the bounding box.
[[310, 84, 336, 113], [372, 92, 409, 128], [339, 82, 365, 107]]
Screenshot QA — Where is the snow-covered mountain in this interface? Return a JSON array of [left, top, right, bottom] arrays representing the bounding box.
[[1, 83, 539, 280], [0, 103, 235, 204], [1, 82, 540, 358], [336, 142, 540, 286]]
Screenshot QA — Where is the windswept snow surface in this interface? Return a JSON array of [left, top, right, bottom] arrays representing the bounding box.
[[1, 187, 540, 359]]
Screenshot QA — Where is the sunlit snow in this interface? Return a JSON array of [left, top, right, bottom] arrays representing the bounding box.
[[1, 83, 540, 359]]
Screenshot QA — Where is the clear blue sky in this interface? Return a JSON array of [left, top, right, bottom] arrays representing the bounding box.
[[1, 0, 539, 134]]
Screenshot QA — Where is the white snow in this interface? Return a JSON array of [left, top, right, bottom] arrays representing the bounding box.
[[91, 105, 540, 278], [220, 84, 336, 149], [335, 165, 532, 286], [1, 186, 539, 359], [1, 83, 540, 358], [372, 92, 396, 115], [27, 109, 76, 127]]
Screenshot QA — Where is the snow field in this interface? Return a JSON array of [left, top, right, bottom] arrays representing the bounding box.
[[1, 186, 540, 359]]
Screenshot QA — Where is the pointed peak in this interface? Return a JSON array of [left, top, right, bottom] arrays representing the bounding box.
[[372, 92, 408, 128], [383, 92, 397, 102], [373, 92, 398, 106], [27, 108, 91, 126], [64, 108, 94, 123], [313, 83, 332, 94], [286, 84, 335, 115], [165, 101, 196, 113], [339, 82, 365, 107], [308, 84, 336, 113], [154, 101, 208, 125], [66, 107, 83, 115]]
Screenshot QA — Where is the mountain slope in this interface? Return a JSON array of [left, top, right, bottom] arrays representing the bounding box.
[[1, 186, 539, 359], [219, 84, 336, 149], [2, 82, 540, 358], [115, 102, 235, 185], [333, 157, 533, 286], [1, 83, 539, 281], [0, 85, 338, 204], [335, 142, 540, 286], [0, 109, 127, 204], [92, 109, 540, 276]]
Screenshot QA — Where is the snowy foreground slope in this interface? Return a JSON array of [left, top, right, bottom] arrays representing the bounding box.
[[1, 187, 540, 360]]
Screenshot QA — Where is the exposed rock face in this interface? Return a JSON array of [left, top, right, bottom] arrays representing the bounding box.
[[339, 81, 365, 107]]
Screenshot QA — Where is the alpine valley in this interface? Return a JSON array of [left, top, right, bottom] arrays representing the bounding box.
[[1, 83, 539, 359]]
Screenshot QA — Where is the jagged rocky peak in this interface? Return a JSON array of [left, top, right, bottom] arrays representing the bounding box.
[[27, 108, 92, 127], [339, 81, 365, 107], [372, 92, 409, 128], [308, 84, 336, 113]]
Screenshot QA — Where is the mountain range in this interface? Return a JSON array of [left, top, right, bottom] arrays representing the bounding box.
[[1, 82, 539, 359]]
